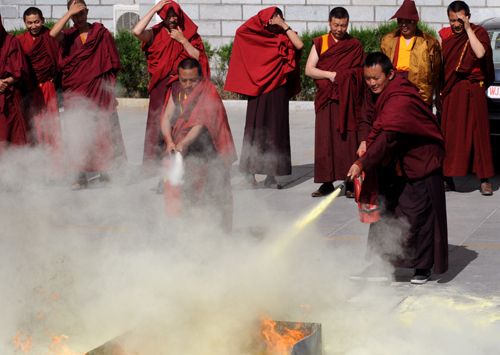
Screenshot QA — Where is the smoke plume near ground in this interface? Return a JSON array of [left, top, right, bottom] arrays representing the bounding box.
[[1, 144, 500, 354]]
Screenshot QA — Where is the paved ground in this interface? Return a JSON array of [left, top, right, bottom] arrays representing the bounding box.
[[120, 104, 500, 292], [2, 103, 500, 354], [115, 104, 500, 352]]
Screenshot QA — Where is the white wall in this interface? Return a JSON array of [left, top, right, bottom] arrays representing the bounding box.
[[2, 0, 499, 45]]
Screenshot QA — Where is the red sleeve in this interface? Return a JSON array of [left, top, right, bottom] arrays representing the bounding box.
[[359, 131, 398, 172], [103, 29, 121, 72], [4, 37, 28, 81], [439, 27, 452, 41], [189, 34, 210, 78], [357, 86, 375, 142]]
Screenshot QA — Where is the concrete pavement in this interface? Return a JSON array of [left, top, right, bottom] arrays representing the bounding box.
[[118, 103, 500, 295], [2, 102, 500, 354]]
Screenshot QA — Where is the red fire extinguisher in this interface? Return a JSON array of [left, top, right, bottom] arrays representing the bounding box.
[[163, 152, 184, 216]]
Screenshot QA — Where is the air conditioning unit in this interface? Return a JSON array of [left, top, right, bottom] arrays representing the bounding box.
[[113, 4, 140, 33]]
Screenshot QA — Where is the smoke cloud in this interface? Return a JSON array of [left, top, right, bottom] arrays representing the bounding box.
[[1, 107, 499, 354]]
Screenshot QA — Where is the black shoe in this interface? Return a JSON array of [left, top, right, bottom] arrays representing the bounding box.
[[87, 172, 110, 185], [311, 183, 334, 197], [443, 177, 455, 192], [99, 172, 110, 183], [410, 269, 431, 284], [345, 180, 354, 198], [345, 190, 355, 199], [264, 175, 282, 189]]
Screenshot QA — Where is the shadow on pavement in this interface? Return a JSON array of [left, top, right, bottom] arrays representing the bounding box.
[[278, 164, 314, 189], [393, 245, 478, 283], [435, 244, 478, 283], [232, 164, 314, 190], [448, 175, 500, 193]]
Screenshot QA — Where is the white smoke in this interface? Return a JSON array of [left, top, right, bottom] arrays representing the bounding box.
[[163, 152, 184, 186], [1, 107, 499, 354]]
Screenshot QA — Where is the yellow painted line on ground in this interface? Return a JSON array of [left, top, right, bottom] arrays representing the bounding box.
[[463, 242, 500, 250]]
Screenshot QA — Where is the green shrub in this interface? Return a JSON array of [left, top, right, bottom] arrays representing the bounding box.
[[8, 21, 57, 36], [351, 21, 437, 53], [215, 42, 233, 76], [350, 22, 398, 52], [9, 27, 27, 36], [203, 40, 216, 63], [416, 21, 438, 38], [114, 30, 148, 98], [295, 28, 327, 101], [213, 42, 240, 99]]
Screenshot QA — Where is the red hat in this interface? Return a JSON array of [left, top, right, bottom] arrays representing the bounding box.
[[391, 0, 419, 22]]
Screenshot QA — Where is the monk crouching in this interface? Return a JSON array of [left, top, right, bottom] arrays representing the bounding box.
[[161, 58, 237, 232]]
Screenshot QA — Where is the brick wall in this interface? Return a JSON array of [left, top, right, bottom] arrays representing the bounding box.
[[1, 0, 499, 45]]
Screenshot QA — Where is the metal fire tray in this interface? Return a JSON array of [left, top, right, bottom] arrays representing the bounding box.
[[273, 321, 322, 355], [85, 321, 322, 355]]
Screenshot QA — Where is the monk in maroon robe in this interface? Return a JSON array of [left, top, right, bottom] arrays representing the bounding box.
[[133, 0, 210, 169], [161, 58, 236, 232], [17, 7, 61, 153], [51, 0, 126, 188], [348, 52, 448, 284], [439, 1, 495, 195], [225, 7, 303, 188], [305, 7, 364, 198], [0, 15, 29, 152]]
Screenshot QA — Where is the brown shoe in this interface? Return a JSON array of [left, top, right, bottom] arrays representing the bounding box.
[[480, 182, 493, 196], [311, 183, 334, 197], [71, 173, 87, 190]]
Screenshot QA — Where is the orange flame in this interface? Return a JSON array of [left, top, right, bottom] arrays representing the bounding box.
[[48, 334, 82, 355], [13, 331, 33, 353], [261, 318, 308, 355]]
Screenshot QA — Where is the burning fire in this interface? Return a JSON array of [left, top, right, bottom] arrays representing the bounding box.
[[48, 335, 81, 355], [12, 332, 81, 355], [13, 331, 33, 353], [261, 318, 309, 355]]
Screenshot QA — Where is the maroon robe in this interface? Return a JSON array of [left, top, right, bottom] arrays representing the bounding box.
[[60, 22, 126, 172], [224, 7, 300, 97], [142, 1, 210, 165], [171, 80, 236, 166], [359, 76, 448, 274], [312, 33, 364, 183], [225, 7, 301, 176], [0, 16, 28, 150], [439, 25, 495, 179], [170, 79, 236, 231], [17, 27, 61, 149]]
